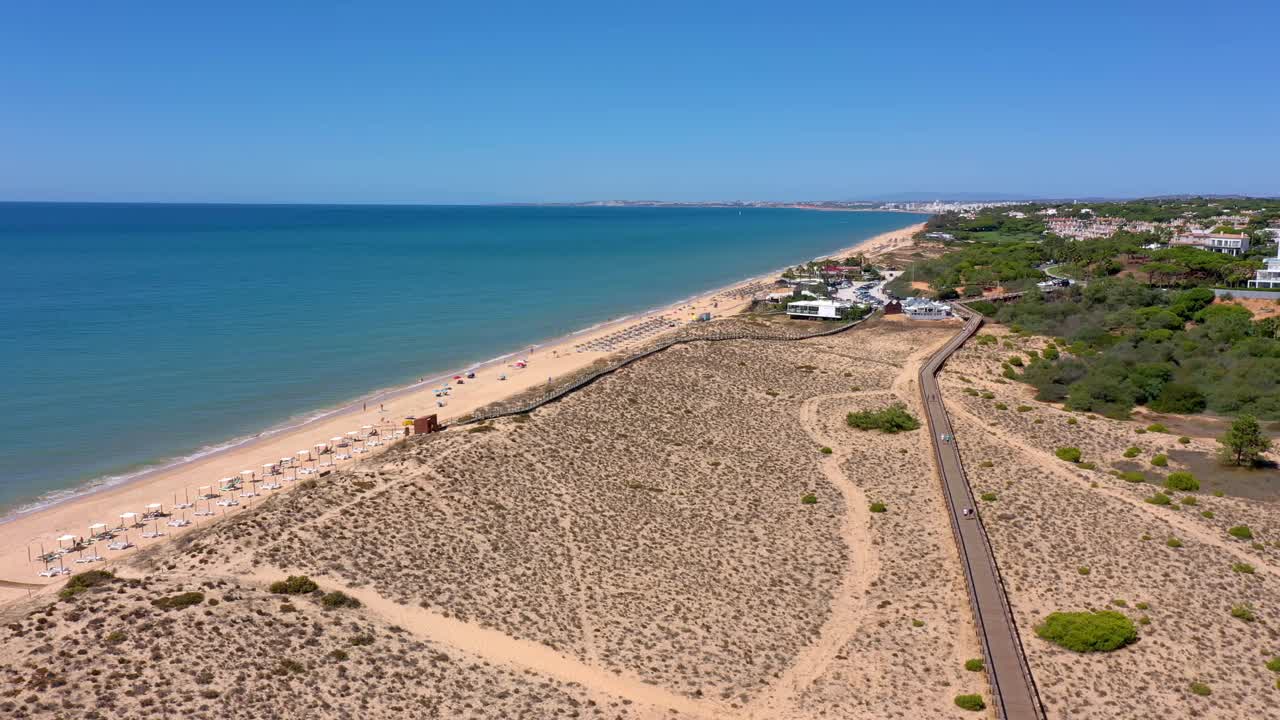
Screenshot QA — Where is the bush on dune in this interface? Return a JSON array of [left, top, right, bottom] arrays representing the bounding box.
[[1035, 610, 1137, 652], [846, 403, 921, 433]]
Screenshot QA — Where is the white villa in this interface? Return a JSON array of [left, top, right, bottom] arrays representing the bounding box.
[[1248, 245, 1280, 289], [1170, 230, 1250, 257], [902, 297, 953, 320], [786, 299, 852, 320]]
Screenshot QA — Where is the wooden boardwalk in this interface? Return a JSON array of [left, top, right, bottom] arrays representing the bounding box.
[[918, 307, 1047, 720]]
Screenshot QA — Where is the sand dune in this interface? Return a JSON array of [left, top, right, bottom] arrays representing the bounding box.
[[2, 316, 986, 719]]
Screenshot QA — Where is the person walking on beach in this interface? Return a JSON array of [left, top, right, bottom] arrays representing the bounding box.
[[362, 402, 366, 412]]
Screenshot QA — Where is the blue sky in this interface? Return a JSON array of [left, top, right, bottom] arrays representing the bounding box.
[[2, 1, 1277, 203]]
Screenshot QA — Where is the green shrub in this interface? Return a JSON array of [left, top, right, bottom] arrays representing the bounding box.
[[1230, 603, 1257, 622], [60, 570, 116, 600], [980, 391, 995, 399], [1055, 447, 1082, 463], [1077, 566, 1091, 575], [1145, 492, 1172, 506], [869, 502, 887, 513], [979, 460, 994, 467], [1118, 471, 1145, 483], [270, 575, 319, 595], [1123, 447, 1141, 458], [1178, 436, 1190, 444], [1035, 610, 1137, 652], [1135, 601, 1149, 610], [1166, 537, 1183, 548], [1007, 355, 1024, 367], [819, 446, 833, 455], [1112, 599, 1127, 607], [151, 592, 205, 611], [1228, 525, 1253, 540], [801, 494, 818, 505], [104, 630, 127, 645], [1188, 682, 1211, 697], [846, 403, 921, 433], [1151, 454, 1168, 467], [1066, 417, 1078, 425], [1265, 656, 1280, 673], [320, 591, 362, 610], [994, 402, 1009, 410], [1077, 461, 1097, 470], [1147, 423, 1169, 433], [1201, 510, 1215, 519], [954, 694, 986, 711], [1231, 562, 1255, 574], [1179, 496, 1197, 506], [1164, 472, 1199, 492], [980, 492, 997, 502], [963, 658, 984, 672], [1016, 405, 1033, 412]]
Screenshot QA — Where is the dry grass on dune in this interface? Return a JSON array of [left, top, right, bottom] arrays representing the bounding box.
[[939, 325, 1280, 719], [3, 318, 977, 720], [0, 574, 645, 720]]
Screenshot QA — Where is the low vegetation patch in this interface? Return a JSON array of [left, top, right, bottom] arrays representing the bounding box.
[[1230, 603, 1257, 622], [869, 501, 887, 513], [320, 591, 362, 610], [846, 403, 921, 433], [1055, 447, 1082, 463], [1231, 562, 1255, 574], [270, 575, 319, 595], [1227, 525, 1253, 540], [1164, 471, 1199, 491], [801, 494, 818, 505], [1123, 447, 1141, 458], [1145, 492, 1171, 506], [60, 570, 116, 600], [964, 658, 984, 672], [954, 694, 986, 711], [150, 592, 205, 611], [1035, 610, 1137, 652], [1151, 454, 1168, 467], [1188, 682, 1211, 697]]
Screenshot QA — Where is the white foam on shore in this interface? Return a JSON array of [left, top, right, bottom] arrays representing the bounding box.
[[0, 220, 921, 525]]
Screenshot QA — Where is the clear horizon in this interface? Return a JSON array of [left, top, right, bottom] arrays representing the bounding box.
[[3, 1, 1278, 203]]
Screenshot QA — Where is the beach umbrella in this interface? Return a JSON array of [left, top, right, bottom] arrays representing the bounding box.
[[145, 502, 163, 519], [119, 512, 138, 528], [57, 534, 77, 551], [88, 522, 107, 539], [263, 462, 277, 476]]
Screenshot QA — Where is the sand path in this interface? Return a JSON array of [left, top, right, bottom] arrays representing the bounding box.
[[947, 402, 1280, 577], [241, 571, 729, 719], [747, 331, 948, 717], [746, 391, 879, 718]]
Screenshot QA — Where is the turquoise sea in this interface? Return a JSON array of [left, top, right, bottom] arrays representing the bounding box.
[[0, 203, 924, 518]]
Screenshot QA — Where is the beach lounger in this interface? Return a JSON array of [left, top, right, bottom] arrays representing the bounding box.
[[107, 541, 133, 551], [38, 567, 71, 577], [167, 518, 191, 528], [142, 530, 165, 539]]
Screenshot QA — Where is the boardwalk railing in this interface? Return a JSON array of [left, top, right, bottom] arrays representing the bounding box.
[[455, 313, 875, 425], [919, 304, 1046, 720]]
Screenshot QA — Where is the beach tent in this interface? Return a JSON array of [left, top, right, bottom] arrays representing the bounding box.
[[263, 462, 277, 474], [57, 534, 77, 550], [88, 523, 107, 538], [314, 443, 328, 454], [145, 503, 163, 517], [119, 512, 139, 528], [240, 470, 255, 481]]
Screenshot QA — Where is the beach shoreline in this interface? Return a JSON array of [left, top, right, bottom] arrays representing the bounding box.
[[0, 219, 925, 598]]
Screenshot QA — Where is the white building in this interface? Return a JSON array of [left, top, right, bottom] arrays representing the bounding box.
[[786, 299, 852, 320], [1248, 245, 1280, 289], [902, 297, 953, 320], [1170, 230, 1250, 257]]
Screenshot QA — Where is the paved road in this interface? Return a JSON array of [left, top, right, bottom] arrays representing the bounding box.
[[918, 308, 1046, 720]]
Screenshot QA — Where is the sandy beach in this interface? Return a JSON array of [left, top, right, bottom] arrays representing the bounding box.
[[0, 221, 925, 602]]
